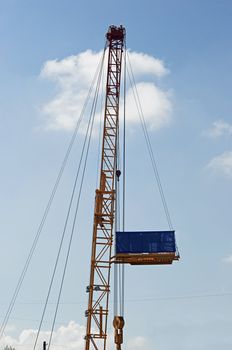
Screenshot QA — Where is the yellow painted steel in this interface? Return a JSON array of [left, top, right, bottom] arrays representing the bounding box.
[[114, 252, 179, 265], [84, 25, 125, 350]]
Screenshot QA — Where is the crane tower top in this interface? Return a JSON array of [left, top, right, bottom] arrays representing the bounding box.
[[106, 25, 125, 42]]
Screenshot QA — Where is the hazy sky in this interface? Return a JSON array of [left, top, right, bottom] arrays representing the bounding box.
[[0, 1, 232, 350]]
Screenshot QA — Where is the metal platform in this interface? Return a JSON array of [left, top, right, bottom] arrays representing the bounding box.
[[113, 252, 179, 265]]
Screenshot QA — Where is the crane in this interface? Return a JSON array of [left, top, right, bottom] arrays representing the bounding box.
[[0, 24, 179, 350], [84, 24, 179, 350], [84, 25, 125, 350]]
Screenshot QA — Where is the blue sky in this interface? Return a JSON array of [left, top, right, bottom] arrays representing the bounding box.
[[1, 1, 232, 349]]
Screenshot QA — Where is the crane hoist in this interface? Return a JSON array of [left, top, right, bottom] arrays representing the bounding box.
[[0, 24, 179, 350], [84, 25, 179, 350]]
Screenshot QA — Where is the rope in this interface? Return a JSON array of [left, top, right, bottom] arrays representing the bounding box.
[[126, 51, 174, 231], [114, 108, 121, 316], [47, 72, 100, 350], [95, 58, 105, 188], [121, 39, 127, 318], [0, 48, 106, 342], [32, 48, 106, 350], [114, 173, 119, 316], [114, 39, 127, 318]]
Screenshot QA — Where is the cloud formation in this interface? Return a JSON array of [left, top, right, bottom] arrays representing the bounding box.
[[40, 49, 171, 131], [126, 82, 171, 129], [205, 120, 232, 138], [0, 321, 85, 350], [0, 321, 148, 350], [127, 50, 168, 77], [207, 151, 232, 177]]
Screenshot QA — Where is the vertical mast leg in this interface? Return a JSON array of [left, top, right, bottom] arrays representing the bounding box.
[[85, 25, 125, 350]]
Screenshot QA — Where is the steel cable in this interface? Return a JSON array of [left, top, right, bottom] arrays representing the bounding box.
[[126, 51, 174, 231], [47, 50, 104, 350], [32, 47, 106, 350], [121, 40, 127, 318], [114, 40, 126, 318], [0, 49, 106, 342]]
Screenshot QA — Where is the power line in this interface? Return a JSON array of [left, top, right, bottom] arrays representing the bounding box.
[[1, 291, 230, 307], [0, 292, 230, 327]]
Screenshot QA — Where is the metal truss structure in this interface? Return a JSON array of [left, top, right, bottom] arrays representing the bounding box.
[[85, 25, 125, 350]]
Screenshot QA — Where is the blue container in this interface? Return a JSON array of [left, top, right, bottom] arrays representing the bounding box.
[[116, 231, 176, 254]]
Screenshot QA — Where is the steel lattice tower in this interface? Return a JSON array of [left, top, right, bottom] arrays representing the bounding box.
[[85, 25, 125, 350]]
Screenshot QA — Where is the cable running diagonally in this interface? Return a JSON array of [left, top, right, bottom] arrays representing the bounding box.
[[126, 51, 174, 231], [95, 61, 105, 188], [32, 48, 106, 350], [47, 54, 104, 350], [0, 48, 106, 342]]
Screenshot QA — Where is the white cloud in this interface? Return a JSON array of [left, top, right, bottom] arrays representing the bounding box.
[[41, 50, 103, 89], [127, 50, 168, 78], [0, 322, 148, 350], [41, 89, 89, 131], [205, 120, 232, 138], [125, 82, 172, 130], [207, 151, 232, 177], [223, 255, 232, 263], [40, 49, 172, 131], [0, 321, 85, 350]]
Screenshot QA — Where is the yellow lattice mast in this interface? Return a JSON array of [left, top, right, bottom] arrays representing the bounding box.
[[85, 25, 125, 350]]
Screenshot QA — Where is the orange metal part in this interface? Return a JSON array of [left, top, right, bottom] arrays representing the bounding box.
[[114, 252, 179, 265], [84, 25, 125, 350]]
